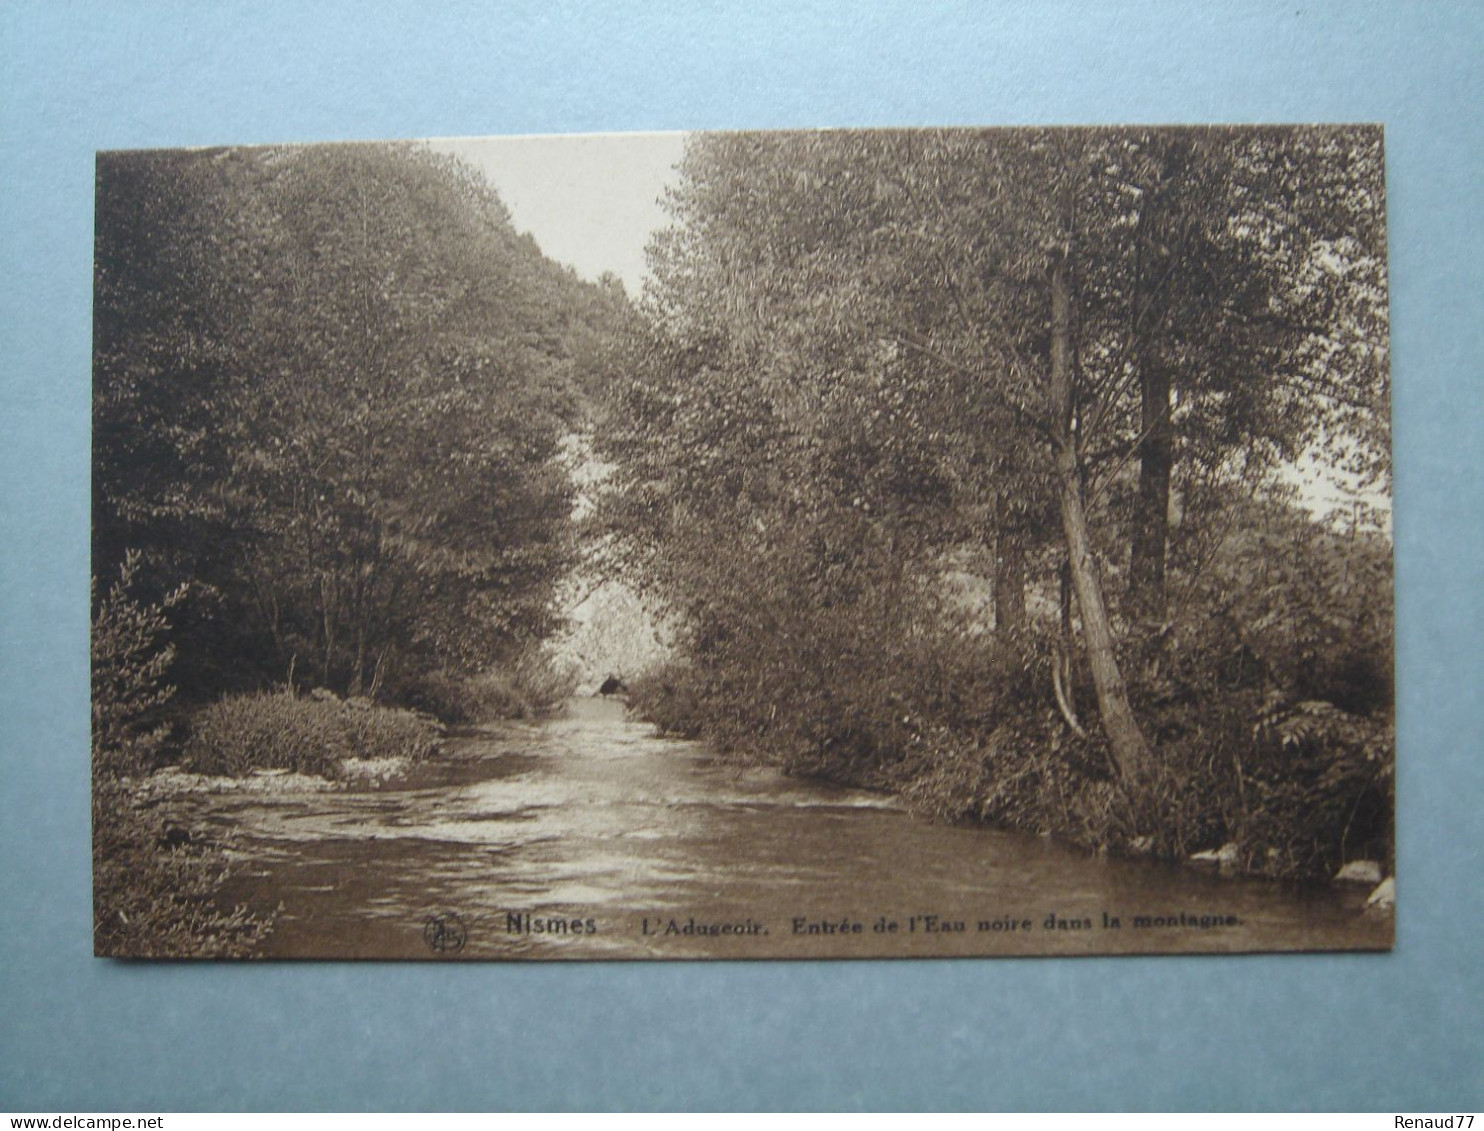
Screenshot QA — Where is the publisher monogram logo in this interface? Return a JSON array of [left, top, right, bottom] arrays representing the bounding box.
[[422, 912, 467, 954]]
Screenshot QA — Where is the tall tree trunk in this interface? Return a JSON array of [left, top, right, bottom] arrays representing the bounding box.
[[319, 575, 337, 690], [350, 624, 366, 698], [1129, 356, 1172, 622], [1052, 559, 1086, 738], [1128, 139, 1186, 623], [1048, 247, 1153, 781], [993, 496, 1025, 634]]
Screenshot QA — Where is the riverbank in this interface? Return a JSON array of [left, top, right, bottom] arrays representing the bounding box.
[[625, 665, 1395, 891], [93, 693, 1391, 958], [94, 689, 445, 957]]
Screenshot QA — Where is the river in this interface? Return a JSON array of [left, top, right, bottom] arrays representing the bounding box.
[[180, 697, 1390, 959]]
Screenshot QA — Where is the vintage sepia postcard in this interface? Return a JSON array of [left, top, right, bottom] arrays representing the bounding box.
[[92, 127, 1393, 960]]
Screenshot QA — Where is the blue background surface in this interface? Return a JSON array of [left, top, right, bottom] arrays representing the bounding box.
[[2, 0, 1480, 1112]]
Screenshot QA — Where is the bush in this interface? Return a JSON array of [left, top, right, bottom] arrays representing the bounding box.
[[341, 699, 441, 763], [397, 669, 471, 723], [1236, 696, 1395, 876], [184, 691, 437, 777], [626, 660, 709, 738], [91, 556, 278, 956], [91, 551, 186, 777], [630, 584, 1028, 787], [621, 494, 1394, 882], [461, 655, 577, 721], [93, 782, 274, 958]]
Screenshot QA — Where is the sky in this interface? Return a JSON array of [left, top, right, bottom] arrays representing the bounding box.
[[429, 132, 688, 298]]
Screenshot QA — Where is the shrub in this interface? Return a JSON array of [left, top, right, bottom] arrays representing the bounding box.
[[397, 669, 471, 723], [91, 551, 186, 777], [403, 651, 578, 723], [92, 555, 274, 956], [622, 493, 1394, 882], [626, 660, 708, 738], [93, 781, 273, 958], [341, 699, 441, 762], [1236, 696, 1395, 876], [630, 585, 1027, 786], [468, 652, 578, 720], [184, 691, 437, 777]]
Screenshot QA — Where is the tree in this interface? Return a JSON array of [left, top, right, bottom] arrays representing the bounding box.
[[1083, 128, 1390, 622], [605, 129, 1152, 775], [93, 143, 621, 701], [602, 126, 1388, 790]]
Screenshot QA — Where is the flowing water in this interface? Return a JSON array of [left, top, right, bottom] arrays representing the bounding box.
[[181, 698, 1390, 959]]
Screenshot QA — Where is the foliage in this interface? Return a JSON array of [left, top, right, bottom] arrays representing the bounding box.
[[404, 651, 579, 723], [93, 143, 627, 704], [1240, 697, 1394, 875], [603, 126, 1392, 877], [90, 141, 634, 956], [184, 691, 437, 777], [91, 559, 275, 956], [893, 498, 1395, 876], [625, 660, 709, 738], [460, 656, 580, 721], [626, 547, 1039, 785], [93, 782, 273, 958], [91, 551, 185, 776]]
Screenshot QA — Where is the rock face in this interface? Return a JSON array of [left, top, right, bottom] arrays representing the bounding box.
[[555, 579, 669, 695], [1365, 876, 1396, 909], [1335, 859, 1384, 885]]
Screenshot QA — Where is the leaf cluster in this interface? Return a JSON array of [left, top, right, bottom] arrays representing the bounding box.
[[600, 126, 1392, 876], [94, 142, 627, 701]]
